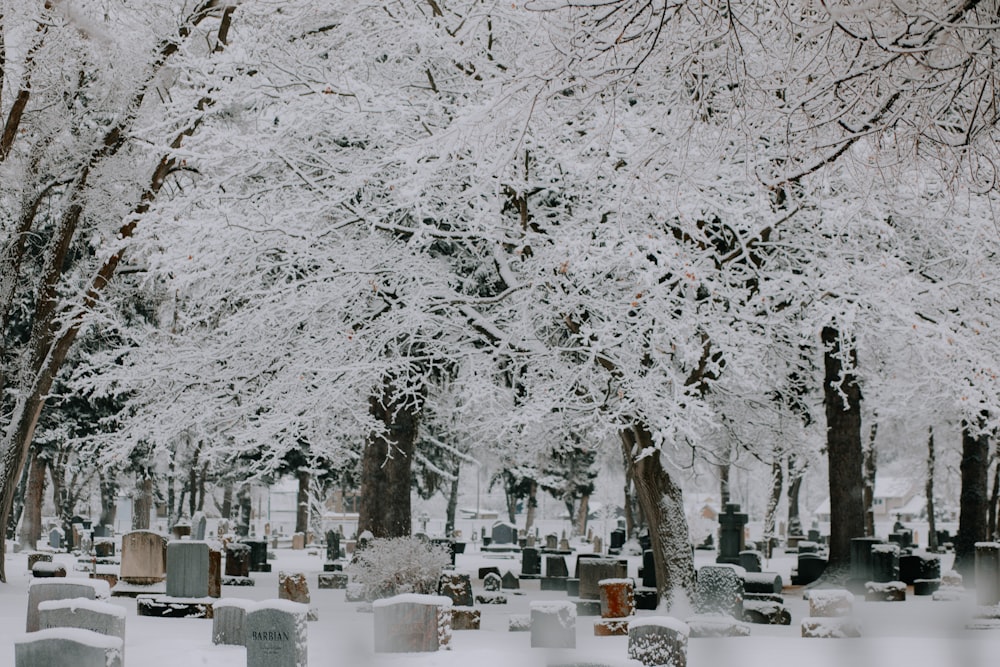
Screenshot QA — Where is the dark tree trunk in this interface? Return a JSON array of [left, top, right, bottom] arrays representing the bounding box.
[[445, 466, 460, 537], [926, 427, 938, 551], [133, 474, 153, 530], [524, 479, 538, 535], [622, 423, 695, 609], [575, 493, 590, 538], [955, 418, 990, 580], [7, 459, 32, 542], [822, 326, 865, 571], [622, 447, 637, 538], [237, 484, 252, 534], [98, 471, 117, 528], [295, 467, 310, 535], [786, 453, 804, 534], [990, 459, 1000, 542], [763, 459, 782, 558], [358, 381, 418, 538], [18, 448, 45, 550], [863, 420, 878, 537], [187, 442, 202, 518], [220, 483, 233, 522], [719, 458, 731, 507]]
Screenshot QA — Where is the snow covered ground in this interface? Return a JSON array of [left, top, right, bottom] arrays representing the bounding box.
[[0, 543, 996, 667]]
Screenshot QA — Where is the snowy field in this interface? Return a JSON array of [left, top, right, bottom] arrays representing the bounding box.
[[1, 544, 996, 667]]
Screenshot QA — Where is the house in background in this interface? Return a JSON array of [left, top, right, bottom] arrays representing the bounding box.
[[813, 476, 918, 523]]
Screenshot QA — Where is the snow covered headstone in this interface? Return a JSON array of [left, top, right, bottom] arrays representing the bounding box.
[[212, 598, 254, 645], [26, 579, 110, 633], [578, 558, 627, 600], [599, 578, 635, 618], [437, 572, 474, 607], [483, 572, 501, 592], [373, 594, 453, 652], [807, 589, 853, 617], [224, 542, 251, 577], [628, 617, 689, 667], [871, 543, 900, 583], [15, 628, 123, 667], [38, 598, 125, 648], [695, 564, 745, 618], [245, 600, 308, 667], [529, 600, 576, 648], [864, 581, 905, 602], [166, 540, 209, 598]]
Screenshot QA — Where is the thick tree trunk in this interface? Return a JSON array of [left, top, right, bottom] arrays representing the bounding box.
[[622, 447, 637, 538], [524, 479, 537, 535], [98, 471, 117, 528], [822, 326, 865, 571], [763, 459, 782, 558], [18, 448, 45, 550], [955, 418, 989, 580], [133, 475, 153, 530], [926, 427, 938, 551], [295, 467, 310, 535], [575, 493, 590, 538], [863, 420, 878, 537], [622, 423, 695, 609], [237, 483, 252, 535], [358, 381, 418, 538], [445, 466, 460, 537]]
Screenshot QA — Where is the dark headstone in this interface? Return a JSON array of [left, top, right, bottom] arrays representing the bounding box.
[[325, 531, 341, 562], [225, 542, 251, 577], [871, 543, 900, 584], [478, 566, 501, 580], [545, 555, 569, 578], [716, 503, 749, 565], [792, 553, 826, 585], [642, 550, 657, 588], [540, 576, 568, 591], [437, 572, 473, 607], [738, 550, 762, 573], [501, 571, 520, 590], [521, 547, 541, 576], [635, 588, 659, 610], [491, 521, 517, 545], [610, 529, 627, 551], [245, 539, 270, 573], [976, 542, 1000, 606], [695, 564, 743, 618], [566, 578, 580, 596], [48, 530, 62, 551], [849, 536, 882, 581], [484, 572, 501, 591], [743, 571, 782, 594], [578, 558, 627, 600]]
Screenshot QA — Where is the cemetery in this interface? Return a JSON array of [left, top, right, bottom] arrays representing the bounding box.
[[1, 511, 1000, 666]]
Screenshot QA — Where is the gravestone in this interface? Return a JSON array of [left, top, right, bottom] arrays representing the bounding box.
[[695, 564, 744, 618], [849, 536, 882, 582], [278, 571, 310, 604], [27, 553, 51, 571], [171, 522, 191, 540], [292, 533, 306, 550], [225, 542, 251, 577], [738, 550, 762, 573], [545, 534, 558, 550], [744, 572, 782, 596], [521, 547, 541, 577], [610, 528, 627, 552], [976, 542, 1000, 606], [501, 571, 520, 590], [484, 572, 501, 592], [208, 547, 222, 598], [642, 550, 657, 588], [14, 629, 123, 667], [529, 600, 576, 648], [317, 572, 348, 589], [545, 555, 569, 578], [628, 617, 689, 667], [437, 572, 473, 607], [94, 539, 115, 558], [212, 598, 254, 645], [191, 511, 207, 541], [32, 562, 66, 578], [48, 529, 62, 551], [373, 594, 453, 652], [166, 540, 209, 598], [599, 578, 635, 618], [119, 531, 167, 585], [92, 525, 112, 539], [245, 538, 271, 572], [716, 503, 749, 565], [578, 558, 627, 600], [245, 600, 309, 667], [26, 579, 110, 632], [872, 543, 900, 583], [325, 531, 341, 562], [801, 589, 859, 638], [38, 597, 126, 647], [792, 553, 827, 585], [491, 521, 517, 545]]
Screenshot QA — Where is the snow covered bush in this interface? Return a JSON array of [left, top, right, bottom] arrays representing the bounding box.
[[348, 537, 452, 600]]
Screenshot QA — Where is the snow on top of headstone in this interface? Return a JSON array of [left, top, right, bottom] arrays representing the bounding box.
[[252, 599, 310, 614], [37, 597, 125, 618], [28, 577, 111, 598], [16, 627, 123, 649], [807, 589, 853, 602], [975, 542, 1000, 549], [872, 544, 900, 553], [865, 581, 905, 592], [698, 563, 747, 577], [529, 600, 576, 612], [214, 597, 259, 611], [598, 578, 633, 586], [627, 616, 690, 635], [372, 594, 454, 608], [31, 562, 64, 572]]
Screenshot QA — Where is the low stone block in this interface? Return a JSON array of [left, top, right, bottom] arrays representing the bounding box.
[[530, 600, 576, 648], [278, 571, 310, 604], [566, 578, 580, 597], [914, 578, 941, 596], [478, 567, 500, 580], [865, 581, 906, 602], [451, 606, 481, 630], [15, 628, 123, 667], [345, 583, 366, 602], [594, 618, 630, 636], [742, 600, 791, 625], [508, 614, 531, 632], [475, 593, 508, 605], [136, 594, 213, 618], [221, 576, 255, 586], [317, 572, 348, 589], [807, 589, 853, 617], [32, 562, 66, 578], [685, 613, 751, 637], [628, 617, 689, 667], [541, 576, 568, 591], [576, 599, 602, 616], [801, 616, 861, 638]]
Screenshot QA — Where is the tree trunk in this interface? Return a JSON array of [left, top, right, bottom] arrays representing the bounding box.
[[926, 426, 938, 551], [763, 459, 782, 558], [575, 493, 590, 538], [622, 423, 695, 609], [445, 465, 460, 537], [524, 480, 538, 535], [18, 448, 45, 550], [719, 447, 731, 507], [989, 459, 1000, 542], [7, 458, 32, 542], [295, 467, 310, 535], [133, 475, 153, 530], [237, 483, 252, 535], [955, 417, 990, 580], [863, 420, 878, 537], [220, 483, 233, 522], [98, 471, 117, 528], [622, 447, 637, 538], [822, 326, 865, 571], [357, 380, 418, 538], [786, 453, 804, 535]]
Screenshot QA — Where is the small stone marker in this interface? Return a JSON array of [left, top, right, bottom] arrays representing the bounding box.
[[15, 628, 123, 667], [491, 521, 517, 544], [212, 598, 255, 645], [245, 600, 309, 667], [695, 564, 744, 618], [373, 594, 453, 652], [224, 542, 251, 577], [26, 579, 110, 632], [802, 589, 859, 638], [742, 599, 791, 625], [628, 617, 689, 667], [27, 553, 52, 571], [437, 572, 473, 607], [483, 572, 501, 592], [865, 581, 906, 602], [120, 531, 167, 585], [317, 572, 348, 589], [530, 600, 576, 648], [545, 555, 569, 578], [278, 571, 311, 604], [976, 542, 1000, 606], [508, 614, 530, 632], [292, 532, 306, 550], [501, 571, 520, 590], [48, 529, 62, 550], [38, 597, 126, 648], [31, 562, 66, 578], [166, 541, 209, 598], [191, 511, 207, 541], [451, 606, 481, 630]]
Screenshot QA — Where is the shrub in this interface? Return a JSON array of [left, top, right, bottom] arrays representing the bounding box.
[[348, 536, 452, 600]]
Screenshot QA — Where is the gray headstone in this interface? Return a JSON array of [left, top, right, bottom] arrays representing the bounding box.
[[695, 564, 745, 618], [373, 594, 453, 652], [166, 541, 210, 598], [483, 572, 501, 592], [48, 529, 62, 550], [529, 600, 576, 648], [245, 600, 308, 667], [26, 579, 110, 632], [578, 558, 627, 600], [545, 555, 569, 578], [120, 531, 167, 585], [212, 598, 255, 645], [38, 597, 125, 647], [628, 618, 690, 667], [191, 511, 207, 541], [15, 628, 122, 667], [491, 521, 517, 545]]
